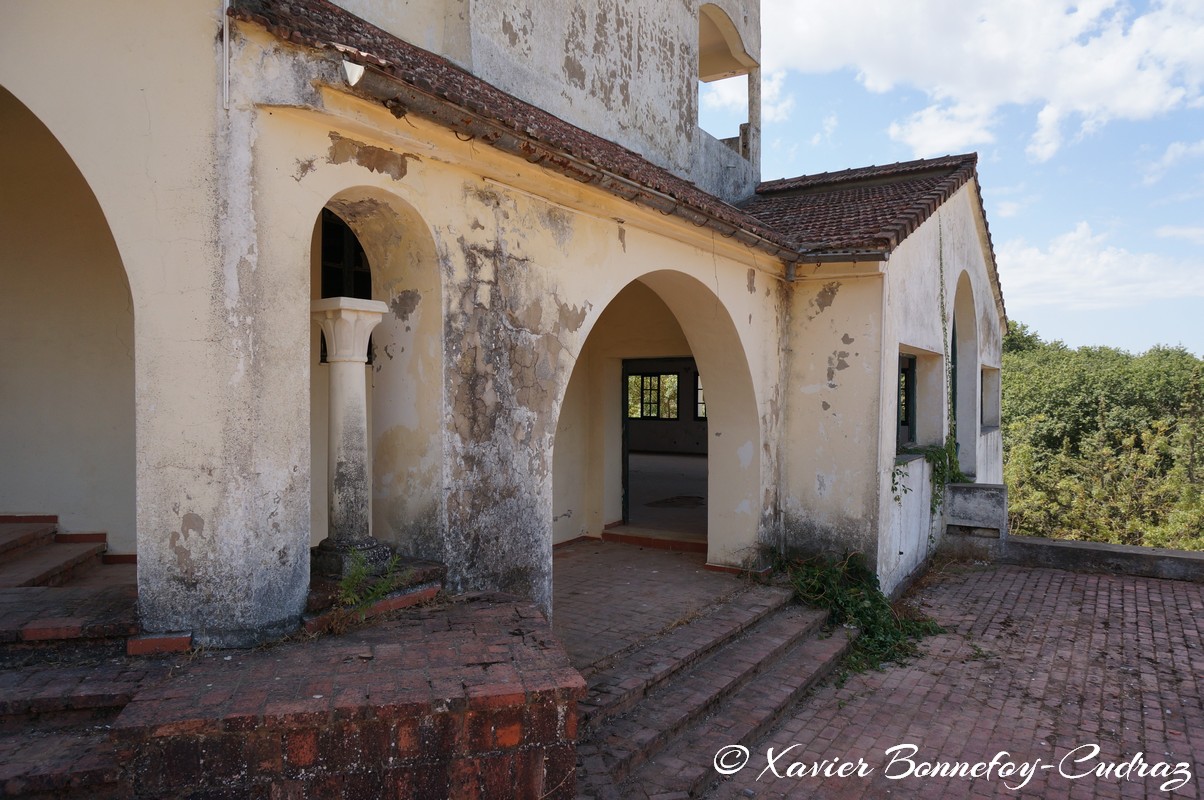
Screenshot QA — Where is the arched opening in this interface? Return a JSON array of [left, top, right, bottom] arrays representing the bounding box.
[[309, 189, 444, 559], [697, 3, 758, 154], [552, 271, 761, 568], [0, 84, 136, 556], [952, 271, 979, 476]]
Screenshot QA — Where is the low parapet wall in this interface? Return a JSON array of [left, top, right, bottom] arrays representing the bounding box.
[[112, 594, 584, 798], [1001, 535, 1204, 583], [940, 482, 1008, 561]]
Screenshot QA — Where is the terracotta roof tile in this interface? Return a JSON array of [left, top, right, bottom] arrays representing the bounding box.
[[744, 154, 1005, 319], [742, 155, 979, 254]]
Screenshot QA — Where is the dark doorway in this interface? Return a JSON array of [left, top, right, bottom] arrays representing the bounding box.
[[614, 357, 708, 548]]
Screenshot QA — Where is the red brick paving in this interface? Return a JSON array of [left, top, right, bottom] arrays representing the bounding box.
[[706, 565, 1204, 799], [553, 539, 750, 675]]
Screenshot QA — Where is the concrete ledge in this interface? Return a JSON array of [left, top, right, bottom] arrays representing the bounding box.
[[1002, 535, 1204, 583]]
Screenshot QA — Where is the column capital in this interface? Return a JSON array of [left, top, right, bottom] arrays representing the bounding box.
[[311, 297, 388, 363]]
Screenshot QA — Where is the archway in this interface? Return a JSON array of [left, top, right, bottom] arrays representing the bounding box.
[[952, 271, 979, 476], [0, 84, 135, 555], [309, 188, 444, 560], [552, 271, 762, 568]]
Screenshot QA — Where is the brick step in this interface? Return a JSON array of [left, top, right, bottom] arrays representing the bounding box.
[[0, 542, 106, 589], [579, 584, 795, 735], [0, 662, 168, 734], [0, 585, 141, 667], [621, 627, 855, 799], [581, 605, 827, 787], [0, 523, 56, 560], [0, 727, 126, 799]]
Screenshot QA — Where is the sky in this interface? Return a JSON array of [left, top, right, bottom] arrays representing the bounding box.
[[699, 0, 1204, 357]]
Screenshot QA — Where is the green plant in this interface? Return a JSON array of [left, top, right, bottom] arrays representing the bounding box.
[[337, 551, 404, 607], [782, 551, 943, 676], [890, 461, 913, 504], [326, 551, 409, 633], [903, 436, 971, 515]]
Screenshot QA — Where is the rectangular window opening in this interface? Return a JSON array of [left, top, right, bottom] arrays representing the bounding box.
[[627, 373, 680, 419], [898, 354, 917, 449]]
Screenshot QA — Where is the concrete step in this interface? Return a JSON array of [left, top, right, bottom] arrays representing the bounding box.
[[622, 628, 855, 799], [0, 542, 105, 588], [0, 523, 56, 561], [578, 584, 795, 735], [585, 605, 828, 784]]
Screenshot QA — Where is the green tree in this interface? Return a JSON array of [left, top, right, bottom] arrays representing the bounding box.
[[1002, 323, 1204, 550]]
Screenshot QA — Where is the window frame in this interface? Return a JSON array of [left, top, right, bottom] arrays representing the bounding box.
[[626, 372, 681, 420]]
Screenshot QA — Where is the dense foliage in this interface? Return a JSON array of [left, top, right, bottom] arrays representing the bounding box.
[[1002, 322, 1204, 550]]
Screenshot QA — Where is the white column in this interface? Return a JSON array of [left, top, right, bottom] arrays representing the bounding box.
[[310, 297, 391, 576]]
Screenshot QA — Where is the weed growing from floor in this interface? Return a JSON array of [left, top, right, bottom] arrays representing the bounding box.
[[782, 551, 943, 674], [325, 551, 409, 634]]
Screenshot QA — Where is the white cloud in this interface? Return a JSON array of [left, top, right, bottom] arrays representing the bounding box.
[[810, 112, 837, 146], [996, 201, 1023, 219], [1143, 139, 1204, 184], [761, 70, 796, 123], [997, 222, 1204, 310], [701, 69, 795, 125], [762, 0, 1204, 160], [887, 103, 995, 158], [1156, 225, 1204, 245], [700, 75, 747, 115]]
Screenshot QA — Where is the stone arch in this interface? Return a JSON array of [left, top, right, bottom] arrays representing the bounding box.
[[309, 186, 444, 559], [952, 270, 979, 476], [552, 269, 762, 568], [0, 84, 136, 553]]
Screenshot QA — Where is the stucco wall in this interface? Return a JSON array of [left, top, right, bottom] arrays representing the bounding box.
[[876, 186, 1005, 593], [553, 283, 695, 545], [781, 274, 885, 562], [2, 5, 322, 645], [242, 20, 785, 610], [330, 0, 761, 200], [0, 87, 136, 552]]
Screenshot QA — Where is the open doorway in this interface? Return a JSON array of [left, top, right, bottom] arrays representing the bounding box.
[[616, 358, 708, 549]]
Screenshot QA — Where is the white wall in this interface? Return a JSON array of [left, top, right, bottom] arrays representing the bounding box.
[[876, 185, 1006, 593], [0, 86, 135, 551]]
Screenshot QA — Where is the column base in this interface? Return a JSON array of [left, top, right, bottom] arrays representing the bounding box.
[[311, 537, 396, 579]]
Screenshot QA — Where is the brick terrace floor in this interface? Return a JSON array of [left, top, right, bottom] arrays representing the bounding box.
[[552, 539, 748, 673], [703, 565, 1204, 800]]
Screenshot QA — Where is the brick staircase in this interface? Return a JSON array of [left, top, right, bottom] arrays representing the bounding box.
[[0, 516, 141, 662], [574, 584, 854, 799], [0, 518, 111, 589], [0, 515, 453, 798]]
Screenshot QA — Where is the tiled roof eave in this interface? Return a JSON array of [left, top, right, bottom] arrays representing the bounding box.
[[228, 0, 807, 266]]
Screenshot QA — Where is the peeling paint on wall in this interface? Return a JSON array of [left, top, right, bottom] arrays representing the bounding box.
[[825, 350, 851, 387], [327, 132, 420, 181], [389, 289, 421, 322]]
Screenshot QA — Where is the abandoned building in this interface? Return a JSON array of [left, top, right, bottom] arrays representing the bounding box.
[[0, 0, 1004, 651]]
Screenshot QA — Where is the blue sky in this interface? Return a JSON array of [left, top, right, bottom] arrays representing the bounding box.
[[700, 0, 1204, 356]]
